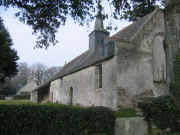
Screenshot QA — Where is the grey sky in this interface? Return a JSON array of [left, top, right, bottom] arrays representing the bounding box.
[[0, 7, 130, 67]]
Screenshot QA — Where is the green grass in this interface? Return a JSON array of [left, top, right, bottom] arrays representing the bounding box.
[[0, 100, 32, 105], [115, 108, 137, 118], [0, 100, 82, 108]]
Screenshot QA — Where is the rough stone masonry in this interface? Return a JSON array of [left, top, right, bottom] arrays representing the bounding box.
[[31, 1, 180, 110]]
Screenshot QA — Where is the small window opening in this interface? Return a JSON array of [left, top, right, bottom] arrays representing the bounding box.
[[69, 87, 73, 105], [99, 64, 102, 88], [95, 64, 102, 88]]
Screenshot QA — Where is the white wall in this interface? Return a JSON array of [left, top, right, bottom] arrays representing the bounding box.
[[50, 58, 118, 109]]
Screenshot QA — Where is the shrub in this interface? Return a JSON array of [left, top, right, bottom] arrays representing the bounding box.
[[0, 95, 5, 100], [0, 104, 115, 135], [169, 133, 180, 135], [138, 96, 180, 132]]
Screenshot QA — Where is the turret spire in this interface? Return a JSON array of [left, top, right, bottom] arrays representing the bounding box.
[[94, 1, 104, 31], [89, 1, 109, 50]]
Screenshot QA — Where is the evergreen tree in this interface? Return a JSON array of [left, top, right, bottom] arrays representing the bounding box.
[[0, 18, 19, 82]]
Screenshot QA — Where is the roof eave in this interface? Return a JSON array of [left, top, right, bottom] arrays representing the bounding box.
[[57, 55, 114, 79]]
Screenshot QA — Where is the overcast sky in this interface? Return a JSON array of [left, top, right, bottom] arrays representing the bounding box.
[[0, 7, 130, 68]]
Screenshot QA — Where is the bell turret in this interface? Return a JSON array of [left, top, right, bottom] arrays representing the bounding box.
[[89, 2, 109, 51]]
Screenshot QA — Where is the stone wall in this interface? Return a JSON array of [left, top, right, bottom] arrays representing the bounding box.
[[115, 117, 166, 135], [165, 2, 180, 85], [50, 79, 61, 103], [115, 117, 148, 135], [50, 58, 118, 109], [115, 9, 168, 108], [49, 9, 170, 109], [30, 91, 38, 103]]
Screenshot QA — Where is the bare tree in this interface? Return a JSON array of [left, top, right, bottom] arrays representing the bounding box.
[[0, 62, 60, 95], [15, 62, 30, 87], [44, 67, 60, 81], [30, 63, 47, 86]]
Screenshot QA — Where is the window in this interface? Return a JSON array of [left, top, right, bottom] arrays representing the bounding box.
[[69, 87, 73, 105], [99, 64, 102, 88], [95, 64, 102, 88]]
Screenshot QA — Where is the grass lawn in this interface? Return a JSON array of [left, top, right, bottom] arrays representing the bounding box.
[[0, 100, 32, 105], [115, 108, 137, 118]]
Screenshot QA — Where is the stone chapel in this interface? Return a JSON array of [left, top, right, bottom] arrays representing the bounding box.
[[31, 1, 180, 109]]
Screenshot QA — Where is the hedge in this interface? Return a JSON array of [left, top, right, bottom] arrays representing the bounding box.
[[169, 133, 180, 135], [138, 50, 180, 133], [138, 96, 180, 132], [0, 95, 5, 100], [0, 104, 115, 135]]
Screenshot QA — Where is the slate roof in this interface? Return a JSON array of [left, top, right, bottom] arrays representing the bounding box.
[[55, 48, 113, 78], [33, 9, 159, 92], [18, 81, 37, 94], [34, 42, 114, 91], [111, 8, 159, 41]]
